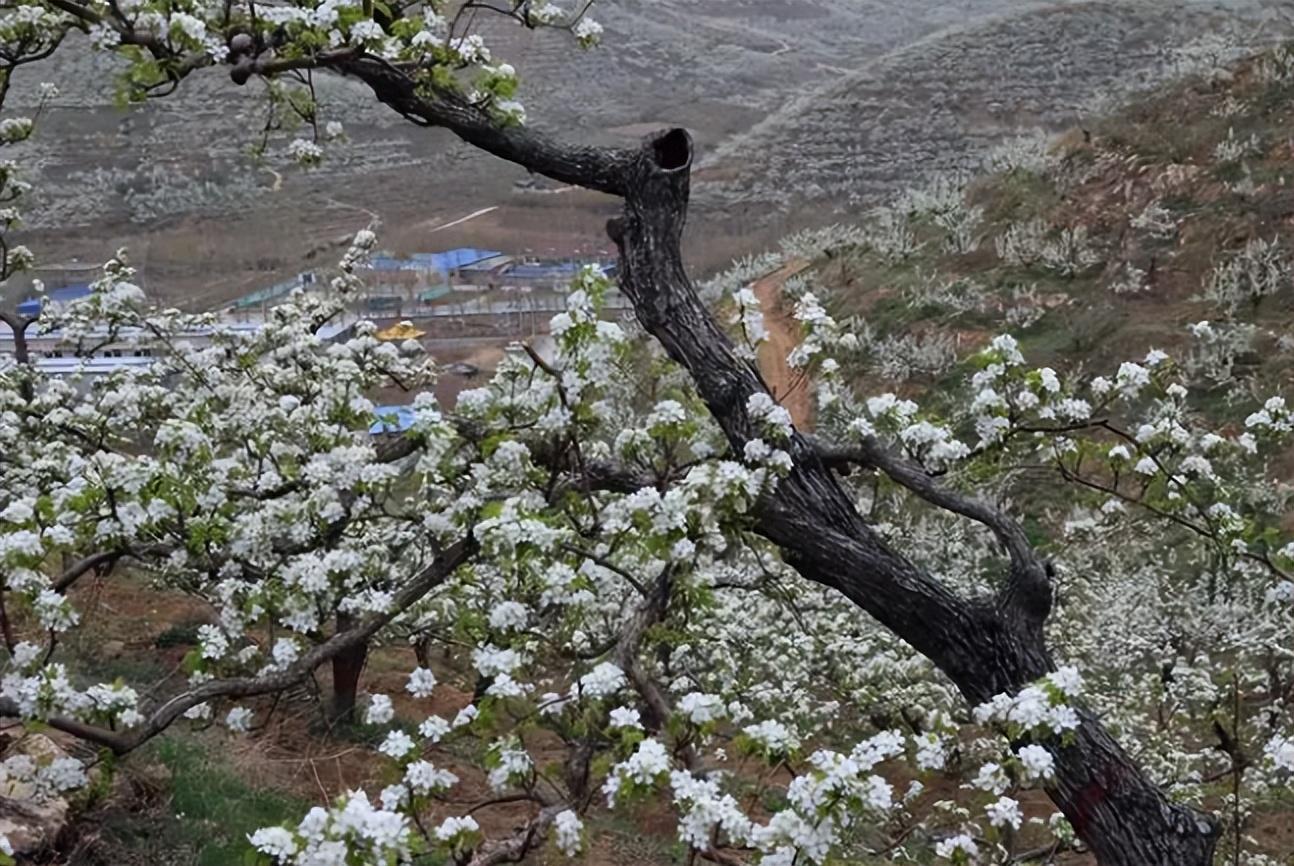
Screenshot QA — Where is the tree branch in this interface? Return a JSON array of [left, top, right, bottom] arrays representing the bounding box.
[[615, 564, 679, 736], [604, 128, 1026, 700], [811, 434, 1051, 623], [465, 804, 564, 866], [0, 538, 475, 754], [334, 56, 634, 196]]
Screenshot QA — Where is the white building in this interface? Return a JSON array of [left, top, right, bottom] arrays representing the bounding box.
[[0, 315, 357, 379]]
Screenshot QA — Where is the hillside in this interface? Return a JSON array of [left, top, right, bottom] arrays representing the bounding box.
[[731, 35, 1294, 440], [5, 0, 1050, 308], [5, 0, 1285, 311], [697, 0, 1285, 218]]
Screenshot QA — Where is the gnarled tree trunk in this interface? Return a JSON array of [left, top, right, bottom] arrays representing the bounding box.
[[605, 127, 1218, 866], [337, 59, 1216, 863]]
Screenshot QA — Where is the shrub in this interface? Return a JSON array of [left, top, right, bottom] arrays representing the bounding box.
[[1202, 237, 1290, 312], [1213, 126, 1260, 163], [902, 273, 988, 316], [861, 206, 922, 264], [1109, 263, 1149, 296], [1130, 200, 1179, 240], [1254, 44, 1294, 85], [1184, 320, 1259, 384], [984, 129, 1054, 176], [996, 220, 1102, 277]]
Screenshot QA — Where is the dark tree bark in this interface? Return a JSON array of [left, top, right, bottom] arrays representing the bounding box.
[[1050, 712, 1219, 865], [338, 56, 636, 196], [330, 611, 367, 720], [0, 310, 36, 401], [0, 311, 32, 365], [601, 127, 1218, 866]]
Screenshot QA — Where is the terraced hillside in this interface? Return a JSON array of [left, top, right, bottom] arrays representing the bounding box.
[[726, 36, 1294, 427], [697, 0, 1286, 217], [5, 0, 1286, 309], [8, 0, 1066, 306]]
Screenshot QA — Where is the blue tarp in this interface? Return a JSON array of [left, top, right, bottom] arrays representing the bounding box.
[[373, 249, 504, 274], [457, 255, 512, 272], [17, 284, 92, 317], [369, 405, 416, 435], [419, 248, 502, 270]]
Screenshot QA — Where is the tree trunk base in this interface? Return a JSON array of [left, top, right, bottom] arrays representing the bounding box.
[[330, 613, 367, 722]]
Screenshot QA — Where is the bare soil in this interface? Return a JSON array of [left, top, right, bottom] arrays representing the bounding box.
[[751, 258, 814, 429]]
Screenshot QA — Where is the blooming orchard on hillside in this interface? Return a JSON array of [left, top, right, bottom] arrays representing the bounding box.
[[0, 2, 1291, 865], [0, 231, 1288, 863]]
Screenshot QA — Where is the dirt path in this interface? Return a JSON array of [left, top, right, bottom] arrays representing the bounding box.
[[425, 205, 500, 234], [751, 258, 814, 430]]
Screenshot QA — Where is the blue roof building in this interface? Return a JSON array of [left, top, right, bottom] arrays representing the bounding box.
[[17, 284, 93, 317], [419, 248, 503, 271], [372, 249, 504, 274], [369, 405, 417, 435]]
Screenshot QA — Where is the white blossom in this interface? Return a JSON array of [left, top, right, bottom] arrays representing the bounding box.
[[406, 667, 437, 699], [985, 795, 1023, 829], [1017, 744, 1055, 781], [553, 809, 584, 856], [365, 694, 395, 725]]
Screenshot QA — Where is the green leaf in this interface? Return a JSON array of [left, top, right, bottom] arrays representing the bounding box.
[[181, 648, 204, 675]]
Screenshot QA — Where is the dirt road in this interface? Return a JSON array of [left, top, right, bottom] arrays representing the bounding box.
[[751, 258, 814, 430]]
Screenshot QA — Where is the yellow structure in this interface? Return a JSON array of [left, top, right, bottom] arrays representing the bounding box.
[[375, 321, 427, 341]]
